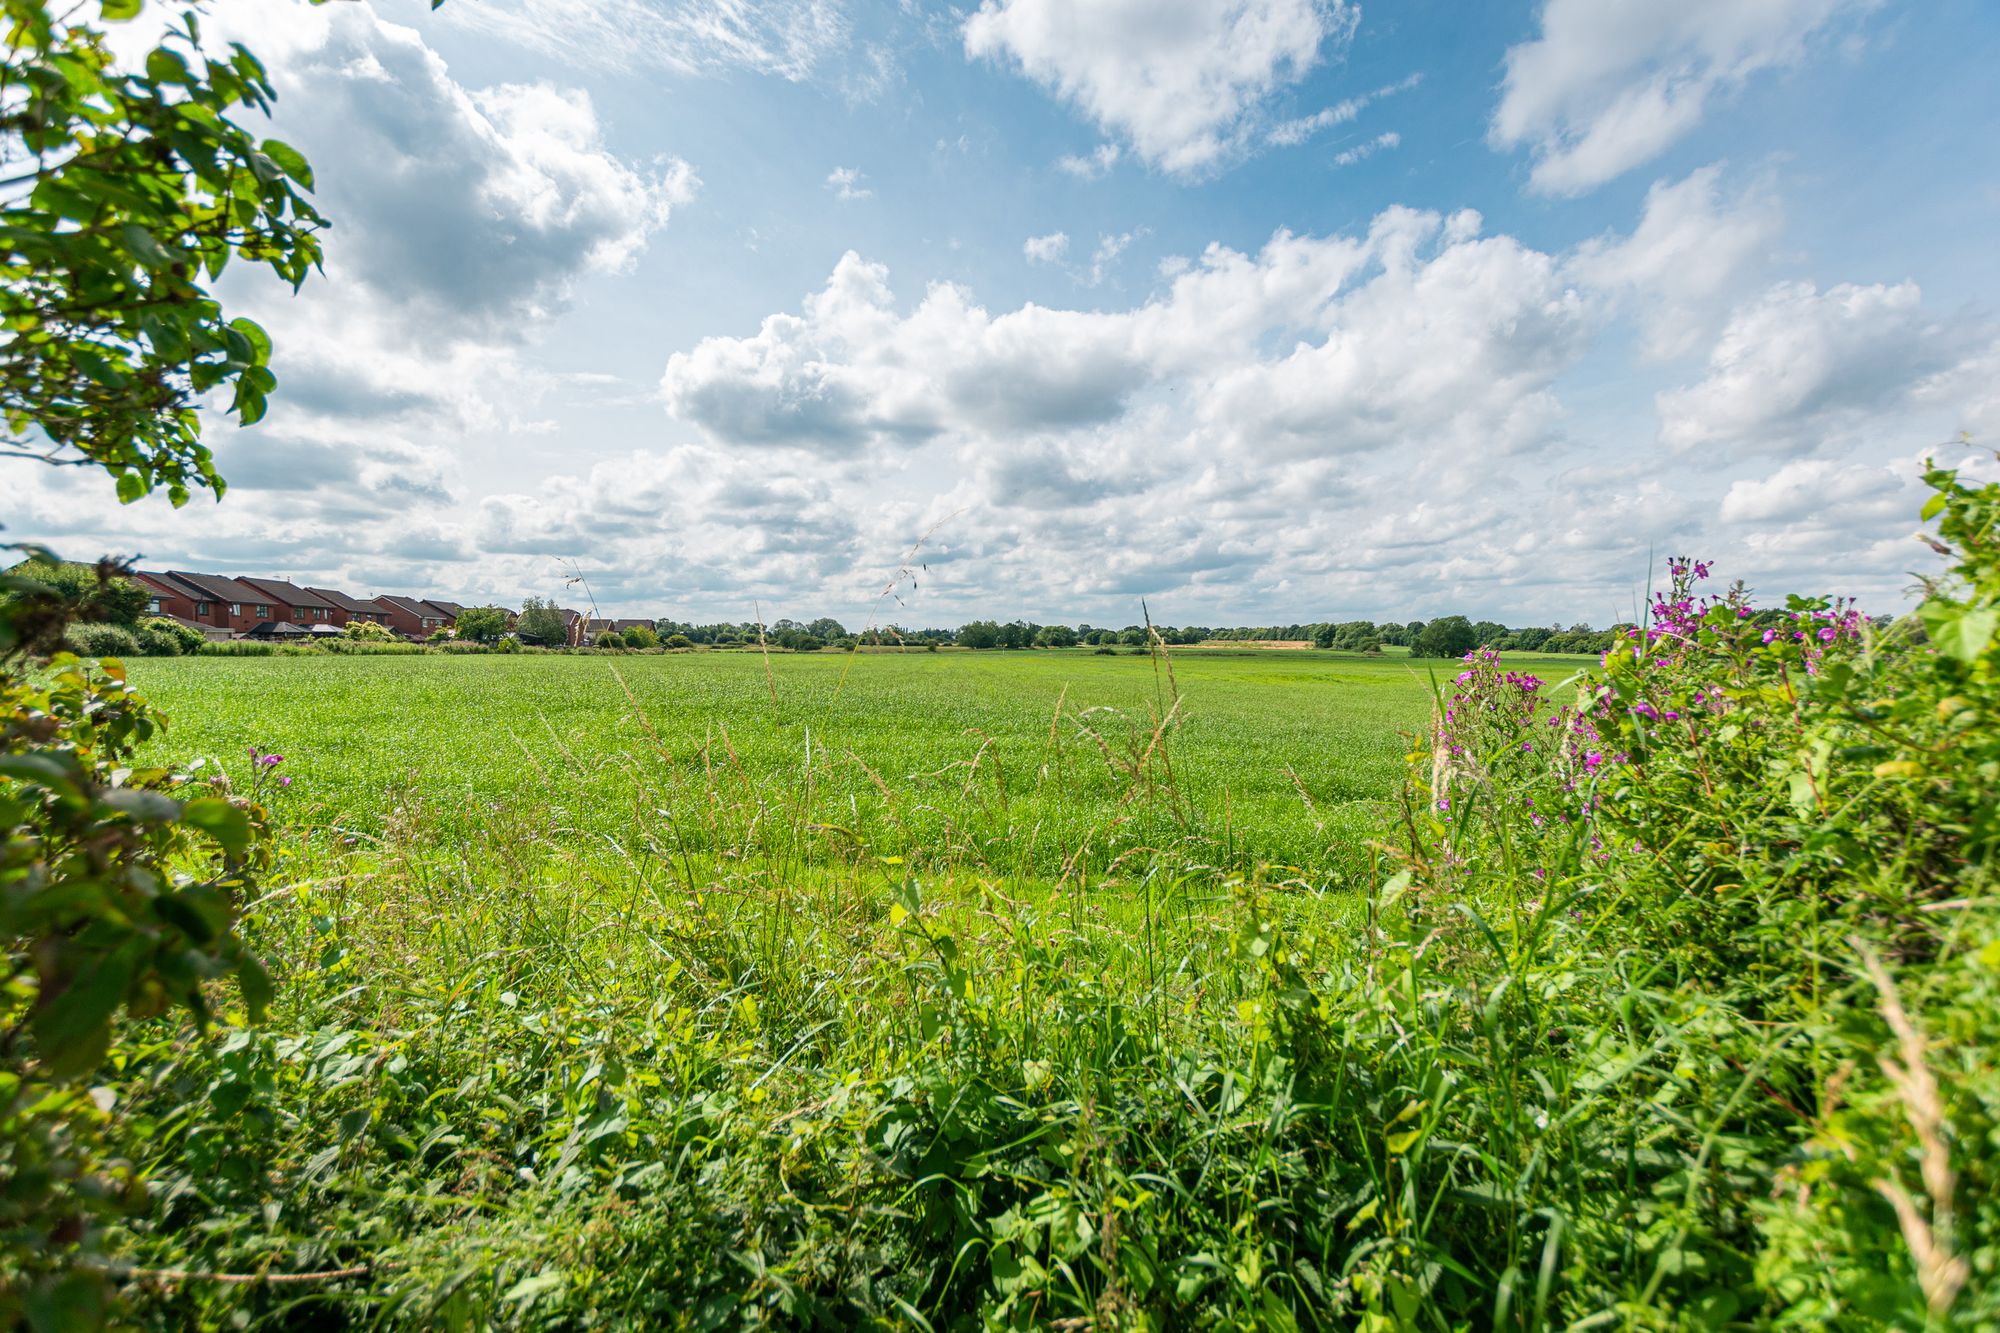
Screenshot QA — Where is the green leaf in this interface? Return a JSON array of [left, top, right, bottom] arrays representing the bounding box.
[[34, 948, 138, 1079], [145, 48, 191, 86], [181, 796, 252, 855], [233, 380, 268, 426], [1384, 1127, 1424, 1155], [259, 140, 314, 189], [98, 786, 182, 821], [1918, 599, 1998, 664], [100, 0, 142, 18], [228, 316, 272, 364], [0, 752, 88, 793], [120, 222, 178, 268], [116, 470, 146, 504]]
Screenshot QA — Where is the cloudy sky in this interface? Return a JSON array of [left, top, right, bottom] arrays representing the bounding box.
[[9, 0, 2000, 627]]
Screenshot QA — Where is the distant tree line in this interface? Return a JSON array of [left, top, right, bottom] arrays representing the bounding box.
[[633, 613, 1682, 657]]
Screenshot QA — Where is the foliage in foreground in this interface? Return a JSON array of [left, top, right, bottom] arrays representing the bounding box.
[[1, 466, 1980, 1329], [0, 656, 278, 1325]]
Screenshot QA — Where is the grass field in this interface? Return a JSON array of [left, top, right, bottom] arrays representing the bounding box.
[[122, 649, 1593, 888], [57, 621, 1991, 1330]]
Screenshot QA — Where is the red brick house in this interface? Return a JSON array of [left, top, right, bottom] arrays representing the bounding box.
[[129, 572, 233, 640], [578, 617, 657, 644], [376, 595, 456, 640], [238, 578, 339, 628], [304, 587, 393, 627], [163, 571, 278, 635], [132, 571, 210, 623]]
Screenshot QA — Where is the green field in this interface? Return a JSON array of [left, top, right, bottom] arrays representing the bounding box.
[[42, 625, 1992, 1330], [124, 649, 1590, 887]]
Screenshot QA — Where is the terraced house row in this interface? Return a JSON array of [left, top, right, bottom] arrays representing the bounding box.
[[131, 571, 472, 642]]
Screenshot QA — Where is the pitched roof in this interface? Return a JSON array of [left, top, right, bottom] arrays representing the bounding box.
[[429, 600, 465, 617], [377, 594, 454, 620], [237, 577, 336, 610], [133, 570, 208, 602], [166, 570, 263, 604], [304, 586, 392, 615], [242, 619, 312, 637]]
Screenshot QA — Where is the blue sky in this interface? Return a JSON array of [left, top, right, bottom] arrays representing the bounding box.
[[14, 0, 2000, 627]]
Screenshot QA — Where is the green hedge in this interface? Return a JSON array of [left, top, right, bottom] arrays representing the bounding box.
[[65, 622, 139, 658]]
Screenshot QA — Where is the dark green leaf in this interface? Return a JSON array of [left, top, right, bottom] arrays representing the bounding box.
[[259, 139, 314, 189], [181, 796, 252, 855]]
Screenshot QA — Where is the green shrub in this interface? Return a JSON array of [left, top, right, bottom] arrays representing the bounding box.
[[623, 624, 659, 649], [1, 558, 147, 628], [663, 633, 694, 650], [321, 638, 424, 655], [64, 622, 139, 659], [198, 640, 276, 656], [134, 617, 202, 656], [1, 656, 277, 1310], [342, 618, 396, 642], [593, 630, 622, 649]]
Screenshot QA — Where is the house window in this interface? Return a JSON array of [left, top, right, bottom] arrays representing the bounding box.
[[295, 607, 308, 620], [256, 605, 271, 619], [148, 598, 164, 613], [197, 602, 210, 615], [229, 603, 240, 616]]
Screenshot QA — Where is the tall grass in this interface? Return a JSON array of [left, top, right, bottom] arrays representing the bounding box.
[[66, 472, 2000, 1328]]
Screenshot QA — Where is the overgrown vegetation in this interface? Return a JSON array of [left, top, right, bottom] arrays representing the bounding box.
[[4, 1, 1991, 1328], [1, 468, 1982, 1329]]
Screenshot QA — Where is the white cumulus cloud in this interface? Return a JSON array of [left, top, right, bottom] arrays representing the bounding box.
[[1492, 0, 1876, 194], [965, 0, 1359, 176]]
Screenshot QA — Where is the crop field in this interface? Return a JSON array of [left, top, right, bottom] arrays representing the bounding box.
[[122, 648, 1592, 888]]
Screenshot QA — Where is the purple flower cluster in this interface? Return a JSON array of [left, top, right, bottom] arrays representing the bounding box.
[[1428, 553, 1868, 878], [248, 745, 291, 792]]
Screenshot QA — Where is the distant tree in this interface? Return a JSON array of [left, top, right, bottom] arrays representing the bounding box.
[[1118, 627, 1148, 647], [1471, 620, 1509, 646], [622, 624, 658, 649], [958, 620, 1000, 649], [807, 617, 846, 641], [454, 606, 507, 644], [1034, 624, 1078, 648], [1412, 615, 1477, 660], [1314, 620, 1381, 652], [1512, 626, 1552, 652], [593, 629, 622, 649], [515, 597, 568, 646], [994, 621, 1036, 650], [3, 559, 147, 626]]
